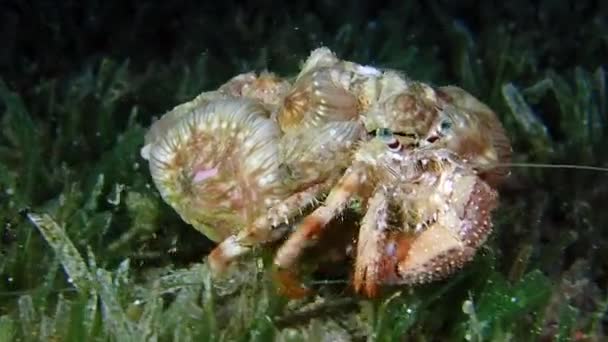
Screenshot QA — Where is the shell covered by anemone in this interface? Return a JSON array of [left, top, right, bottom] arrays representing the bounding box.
[[275, 47, 387, 133], [141, 71, 290, 161], [144, 99, 288, 242]]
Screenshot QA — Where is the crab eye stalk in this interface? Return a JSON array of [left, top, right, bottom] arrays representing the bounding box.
[[425, 118, 453, 144], [374, 127, 392, 140]]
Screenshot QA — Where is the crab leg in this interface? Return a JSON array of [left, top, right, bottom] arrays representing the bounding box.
[[207, 181, 332, 273], [353, 188, 391, 297], [263, 181, 332, 228], [208, 235, 254, 273], [274, 166, 367, 269], [353, 187, 423, 297]]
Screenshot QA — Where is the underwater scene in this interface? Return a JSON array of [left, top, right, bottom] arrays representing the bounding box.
[[0, 1, 607, 341]]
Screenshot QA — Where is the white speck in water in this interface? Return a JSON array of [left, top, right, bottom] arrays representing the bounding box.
[[510, 297, 517, 303], [67, 277, 74, 284], [5, 187, 14, 195], [7, 277, 13, 283], [462, 299, 474, 314], [133, 299, 143, 306]]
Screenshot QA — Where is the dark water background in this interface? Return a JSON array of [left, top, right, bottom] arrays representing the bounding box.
[[0, 1, 607, 340]]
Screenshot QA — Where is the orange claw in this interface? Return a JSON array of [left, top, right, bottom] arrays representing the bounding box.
[[272, 267, 312, 299]]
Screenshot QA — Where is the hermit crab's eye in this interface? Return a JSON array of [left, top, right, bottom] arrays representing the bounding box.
[[373, 128, 402, 152], [386, 138, 402, 152], [376, 127, 393, 139], [426, 117, 453, 144], [440, 119, 452, 131]]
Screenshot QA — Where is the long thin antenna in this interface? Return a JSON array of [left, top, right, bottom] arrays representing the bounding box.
[[493, 163, 608, 173]]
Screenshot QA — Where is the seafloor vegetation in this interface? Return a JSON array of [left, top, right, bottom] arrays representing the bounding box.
[[0, 1, 607, 340]]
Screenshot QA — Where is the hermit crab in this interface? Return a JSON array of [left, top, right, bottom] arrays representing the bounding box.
[[141, 47, 512, 298]]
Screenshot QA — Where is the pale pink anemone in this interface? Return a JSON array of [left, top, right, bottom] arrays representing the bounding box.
[[141, 99, 288, 242]]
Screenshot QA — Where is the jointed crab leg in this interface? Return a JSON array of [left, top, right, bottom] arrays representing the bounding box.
[[208, 181, 332, 273], [274, 166, 368, 269], [208, 235, 254, 273], [263, 181, 332, 227], [353, 188, 391, 297]]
